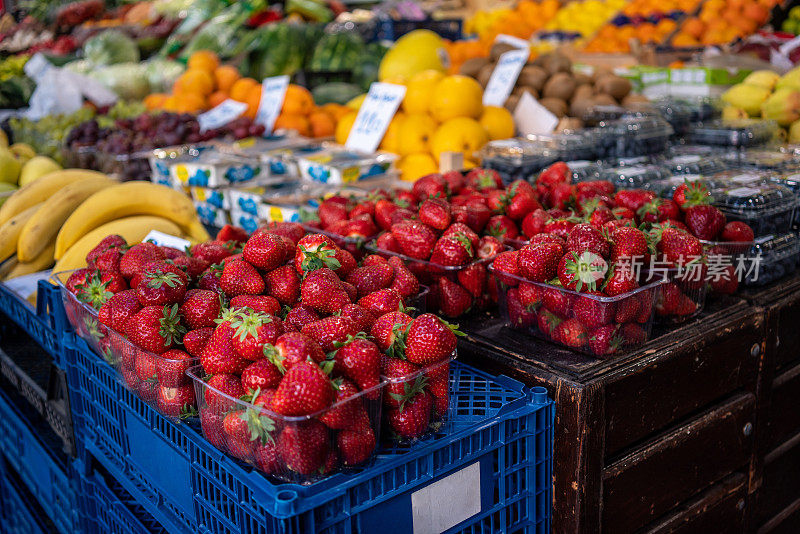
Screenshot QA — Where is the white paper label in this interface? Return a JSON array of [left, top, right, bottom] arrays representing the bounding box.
[[2, 269, 52, 300], [514, 91, 558, 135], [731, 173, 760, 184], [143, 230, 191, 250], [567, 160, 591, 168], [670, 155, 701, 164], [198, 99, 248, 132], [411, 462, 481, 534], [345, 82, 406, 153], [494, 34, 530, 50], [256, 75, 290, 133], [483, 48, 530, 107], [727, 186, 760, 197], [621, 167, 647, 176]]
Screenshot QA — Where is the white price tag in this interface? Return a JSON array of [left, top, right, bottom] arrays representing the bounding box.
[[345, 82, 406, 153], [494, 34, 530, 50], [198, 99, 248, 132], [483, 48, 529, 107], [143, 230, 191, 251], [2, 270, 52, 301], [411, 462, 481, 534], [23, 53, 54, 82], [256, 75, 290, 133], [513, 91, 559, 135]]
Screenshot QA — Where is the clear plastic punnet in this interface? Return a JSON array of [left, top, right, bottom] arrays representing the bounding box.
[[598, 164, 672, 189], [709, 179, 798, 236], [662, 154, 729, 176], [593, 115, 674, 159], [689, 118, 779, 147]]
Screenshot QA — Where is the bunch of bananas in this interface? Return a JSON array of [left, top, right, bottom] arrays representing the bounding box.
[[0, 170, 210, 279]]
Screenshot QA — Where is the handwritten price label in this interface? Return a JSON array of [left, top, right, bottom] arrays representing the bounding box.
[[345, 82, 406, 153], [482, 48, 530, 107], [198, 99, 248, 132], [256, 75, 290, 133]]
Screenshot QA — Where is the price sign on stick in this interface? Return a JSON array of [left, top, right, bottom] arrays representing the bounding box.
[[198, 99, 248, 132], [514, 91, 559, 135], [483, 48, 530, 107], [345, 82, 406, 153], [256, 75, 290, 133]]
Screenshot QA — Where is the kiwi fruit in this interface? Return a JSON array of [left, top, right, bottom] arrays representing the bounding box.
[[504, 93, 521, 112], [594, 75, 632, 101], [592, 93, 618, 107], [512, 85, 537, 98], [490, 42, 517, 62], [555, 117, 584, 132], [574, 72, 592, 86], [460, 57, 491, 78], [477, 63, 495, 87], [572, 84, 594, 102], [591, 66, 613, 82], [622, 93, 650, 107], [517, 65, 548, 92], [569, 98, 595, 119], [540, 52, 572, 75], [539, 97, 568, 117], [542, 72, 576, 101]]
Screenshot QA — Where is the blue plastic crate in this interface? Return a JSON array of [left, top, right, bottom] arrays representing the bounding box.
[[0, 387, 81, 534], [64, 334, 553, 534], [376, 18, 463, 41], [0, 456, 51, 534], [0, 280, 67, 366]]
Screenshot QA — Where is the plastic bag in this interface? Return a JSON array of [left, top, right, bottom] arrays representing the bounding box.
[[83, 30, 140, 66]]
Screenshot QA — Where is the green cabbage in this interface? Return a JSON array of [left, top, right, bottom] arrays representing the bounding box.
[[84, 30, 140, 66], [144, 59, 185, 93], [88, 63, 151, 100]]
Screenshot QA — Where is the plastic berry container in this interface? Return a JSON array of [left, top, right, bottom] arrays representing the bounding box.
[[480, 139, 556, 184], [649, 98, 694, 136], [380, 353, 456, 444], [725, 148, 800, 174], [742, 233, 800, 286], [598, 163, 672, 189], [642, 268, 708, 324], [52, 271, 200, 420], [300, 222, 380, 260], [567, 160, 604, 183], [710, 180, 798, 237], [187, 365, 388, 484], [662, 154, 728, 176], [644, 174, 706, 199], [488, 265, 663, 357], [689, 118, 779, 147], [667, 144, 727, 159], [593, 115, 674, 160], [523, 130, 598, 162]]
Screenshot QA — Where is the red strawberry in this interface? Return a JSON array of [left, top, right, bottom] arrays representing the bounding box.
[[125, 304, 185, 354], [294, 234, 340, 273], [486, 215, 519, 240], [333, 337, 382, 397], [443, 223, 480, 250], [588, 207, 615, 229], [709, 264, 739, 294], [541, 284, 574, 316], [657, 228, 703, 267], [156, 349, 193, 388], [191, 242, 233, 266], [332, 248, 357, 279], [375, 231, 402, 253], [197, 265, 223, 293], [264, 265, 300, 305], [502, 181, 541, 221], [318, 199, 348, 228], [457, 263, 487, 297], [74, 273, 115, 310], [65, 268, 92, 294], [492, 250, 520, 286], [387, 390, 433, 439], [95, 248, 123, 273], [442, 170, 466, 192], [566, 224, 610, 258], [588, 325, 623, 357], [283, 305, 320, 332], [506, 287, 535, 327], [388, 256, 420, 298], [614, 189, 655, 212], [536, 309, 562, 338], [404, 313, 460, 365], [610, 226, 648, 261], [537, 162, 569, 191], [201, 316, 249, 375], [466, 168, 503, 190], [637, 198, 680, 224], [673, 179, 711, 210], [338, 304, 377, 332], [543, 219, 576, 241], [573, 291, 615, 329], [319, 378, 363, 429], [277, 420, 329, 474], [614, 294, 641, 323], [219, 260, 265, 296], [272, 361, 334, 416], [684, 205, 726, 240], [655, 282, 696, 316], [477, 236, 504, 259], [119, 242, 165, 280], [418, 198, 451, 230], [179, 289, 221, 329], [301, 316, 361, 352], [603, 265, 638, 296], [521, 209, 550, 239], [204, 373, 245, 413], [300, 268, 351, 314], [370, 311, 413, 354], [554, 318, 587, 348], [358, 288, 403, 315], [263, 332, 325, 373], [413, 173, 448, 199], [390, 221, 437, 260], [548, 183, 575, 210], [518, 242, 562, 282], [620, 323, 647, 346], [183, 327, 213, 358], [436, 278, 473, 317], [243, 230, 290, 271], [451, 203, 491, 233], [260, 222, 305, 245], [346, 263, 394, 298], [101, 270, 128, 293], [98, 289, 142, 332], [518, 282, 543, 310], [156, 385, 196, 417], [86, 235, 127, 268], [230, 311, 285, 360], [241, 359, 282, 391], [134, 351, 157, 382], [216, 224, 249, 243], [229, 295, 281, 316], [721, 221, 754, 243], [338, 426, 376, 466]]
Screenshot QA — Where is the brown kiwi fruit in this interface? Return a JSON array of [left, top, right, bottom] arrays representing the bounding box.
[[622, 93, 650, 106], [569, 98, 595, 119], [592, 93, 618, 107], [539, 97, 568, 117], [591, 66, 613, 82], [490, 42, 517, 62], [541, 52, 572, 75], [512, 85, 537, 98], [594, 75, 632, 101], [542, 72, 576, 101], [459, 57, 491, 78], [555, 117, 584, 132], [517, 65, 548, 92], [573, 72, 592, 86], [572, 84, 594, 103], [477, 63, 495, 87], [504, 93, 521, 112]]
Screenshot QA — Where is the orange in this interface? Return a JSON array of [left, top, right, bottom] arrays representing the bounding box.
[[243, 84, 263, 120], [743, 4, 769, 24], [230, 78, 258, 102], [309, 110, 336, 138], [682, 18, 704, 38], [281, 85, 314, 116], [213, 65, 239, 93], [187, 50, 219, 73], [320, 103, 351, 121], [144, 93, 168, 110], [175, 93, 207, 113], [174, 69, 214, 96], [162, 96, 181, 112], [274, 113, 311, 137], [208, 90, 228, 108], [672, 33, 699, 47]]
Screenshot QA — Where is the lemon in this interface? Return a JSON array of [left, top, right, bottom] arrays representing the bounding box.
[[430, 75, 484, 123], [379, 30, 447, 81], [346, 94, 366, 110], [397, 113, 438, 156], [335, 111, 358, 145], [430, 117, 489, 162], [379, 113, 406, 154], [403, 70, 445, 114], [479, 106, 515, 141], [397, 153, 439, 182]]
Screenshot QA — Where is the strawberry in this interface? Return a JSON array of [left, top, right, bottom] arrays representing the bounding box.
[[337, 426, 376, 466], [548, 183, 575, 211], [156, 349, 193, 387], [554, 318, 587, 348], [358, 288, 403, 315], [216, 224, 249, 243], [200, 407, 227, 449], [241, 359, 283, 391], [518, 282, 543, 310], [656, 228, 703, 267], [441, 170, 466, 193], [333, 337, 382, 398], [86, 235, 127, 268], [95, 248, 123, 273], [229, 295, 281, 316], [637, 198, 681, 224], [507, 288, 535, 328], [673, 179, 711, 211], [183, 327, 213, 357], [138, 379, 158, 404], [341, 217, 378, 241], [333, 248, 357, 279], [135, 264, 188, 307], [171, 254, 208, 280], [521, 209, 550, 239], [119, 242, 165, 280], [346, 263, 394, 298], [219, 259, 265, 296], [156, 385, 196, 417], [418, 198, 451, 230], [492, 250, 520, 286], [75, 273, 115, 310], [318, 199, 348, 228], [260, 222, 305, 245], [222, 411, 259, 460], [684, 204, 726, 240], [610, 226, 648, 261], [65, 268, 92, 294], [518, 242, 562, 282], [573, 291, 615, 329], [201, 316, 249, 375], [283, 305, 320, 332], [636, 289, 655, 323], [451, 204, 491, 233], [543, 219, 576, 241], [135, 351, 157, 381], [709, 264, 739, 294], [374, 199, 401, 231], [541, 283, 574, 316], [536, 309, 562, 338], [264, 265, 300, 305], [191, 241, 233, 266], [588, 325, 623, 357], [387, 390, 433, 439], [319, 379, 363, 429], [370, 311, 413, 354], [243, 230, 290, 271], [204, 373, 245, 413], [620, 323, 647, 346], [466, 168, 503, 190], [277, 420, 329, 474], [101, 271, 128, 293], [413, 173, 448, 199], [390, 221, 437, 260], [272, 361, 334, 416], [300, 268, 351, 314], [443, 223, 480, 250], [263, 332, 325, 373], [486, 215, 519, 240], [655, 282, 696, 316], [614, 295, 641, 323], [721, 221, 754, 243], [431, 232, 475, 266], [457, 263, 487, 297], [197, 265, 223, 293], [436, 278, 473, 317], [477, 236, 504, 259], [614, 189, 655, 213], [301, 316, 361, 352], [387, 256, 420, 298], [294, 234, 340, 273], [338, 304, 377, 332], [566, 224, 610, 258], [404, 313, 461, 365], [375, 231, 402, 253], [125, 304, 185, 354], [230, 311, 285, 360], [603, 264, 638, 296], [588, 207, 615, 229], [537, 162, 570, 194], [98, 289, 142, 332], [501, 181, 540, 221]]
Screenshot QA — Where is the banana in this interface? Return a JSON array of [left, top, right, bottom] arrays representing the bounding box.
[[0, 202, 43, 263], [53, 215, 184, 273], [0, 257, 17, 279], [5, 238, 55, 280], [55, 182, 210, 259], [17, 177, 114, 262], [0, 169, 108, 226]]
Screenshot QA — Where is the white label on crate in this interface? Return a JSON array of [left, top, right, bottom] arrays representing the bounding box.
[[731, 173, 760, 184], [143, 230, 191, 251], [345, 82, 406, 153], [494, 34, 530, 50], [727, 186, 760, 197], [755, 234, 775, 244], [411, 462, 481, 534], [483, 48, 529, 107], [2, 269, 52, 300], [514, 91, 558, 135], [567, 160, 591, 168], [198, 99, 248, 132], [670, 155, 701, 164], [256, 75, 290, 133]]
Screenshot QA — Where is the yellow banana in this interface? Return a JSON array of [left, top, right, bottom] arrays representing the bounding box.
[[53, 215, 184, 273], [55, 182, 209, 259], [0, 202, 43, 263], [5, 238, 55, 280], [17, 177, 114, 262], [0, 169, 108, 226], [0, 257, 17, 279]]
